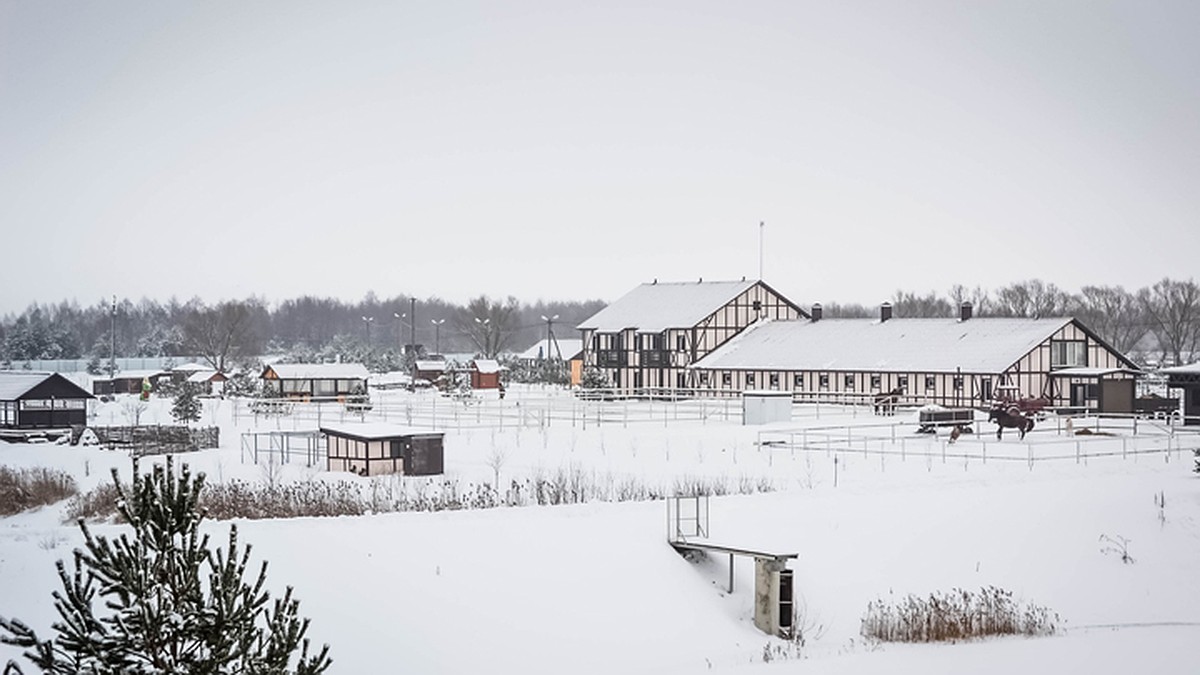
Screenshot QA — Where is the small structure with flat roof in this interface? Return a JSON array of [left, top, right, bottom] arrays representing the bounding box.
[[261, 363, 369, 399], [319, 423, 445, 477]]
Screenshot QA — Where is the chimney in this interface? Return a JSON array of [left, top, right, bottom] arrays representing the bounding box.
[[811, 303, 823, 322], [959, 302, 973, 322], [880, 302, 892, 322]]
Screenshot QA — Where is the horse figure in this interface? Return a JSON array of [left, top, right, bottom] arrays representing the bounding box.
[[988, 405, 1034, 440], [873, 387, 903, 416]]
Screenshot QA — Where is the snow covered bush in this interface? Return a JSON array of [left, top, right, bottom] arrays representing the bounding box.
[[860, 586, 1060, 643], [1, 457, 331, 674], [0, 468, 77, 517]]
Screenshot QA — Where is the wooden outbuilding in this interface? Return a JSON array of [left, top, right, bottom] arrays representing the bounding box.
[[0, 372, 93, 430], [469, 359, 503, 390], [320, 423, 445, 476], [1161, 363, 1200, 425], [186, 370, 229, 396], [92, 369, 170, 396], [412, 358, 448, 385], [260, 363, 369, 399]]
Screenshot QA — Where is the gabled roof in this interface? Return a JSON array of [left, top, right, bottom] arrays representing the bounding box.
[[518, 338, 583, 361], [172, 362, 210, 373], [691, 317, 1091, 374], [414, 360, 448, 372], [263, 363, 370, 380], [577, 280, 759, 332], [0, 371, 94, 400], [1160, 362, 1200, 375], [186, 370, 228, 383], [471, 359, 502, 374]]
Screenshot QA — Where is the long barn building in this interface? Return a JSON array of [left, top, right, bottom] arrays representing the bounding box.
[[578, 280, 1140, 413]]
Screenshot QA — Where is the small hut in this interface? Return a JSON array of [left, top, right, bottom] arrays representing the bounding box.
[[320, 423, 445, 476], [469, 359, 503, 390], [260, 363, 369, 399], [92, 369, 170, 396]]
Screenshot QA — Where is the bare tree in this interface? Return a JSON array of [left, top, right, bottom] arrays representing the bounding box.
[[181, 300, 261, 372], [989, 280, 1075, 318], [948, 284, 991, 315], [1139, 278, 1200, 366], [456, 296, 519, 358], [891, 290, 953, 318], [1076, 285, 1147, 355]]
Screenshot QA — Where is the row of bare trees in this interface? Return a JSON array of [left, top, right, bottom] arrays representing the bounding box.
[[824, 278, 1200, 364]]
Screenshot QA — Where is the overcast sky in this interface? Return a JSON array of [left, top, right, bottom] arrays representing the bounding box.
[[1, 1, 1196, 315]]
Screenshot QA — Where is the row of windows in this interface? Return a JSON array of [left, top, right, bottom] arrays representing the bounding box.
[[713, 372, 965, 391], [594, 333, 690, 352]]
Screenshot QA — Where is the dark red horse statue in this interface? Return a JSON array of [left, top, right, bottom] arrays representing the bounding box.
[[988, 405, 1035, 440]]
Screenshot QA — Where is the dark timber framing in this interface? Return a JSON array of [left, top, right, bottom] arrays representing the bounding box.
[[0, 372, 94, 429]]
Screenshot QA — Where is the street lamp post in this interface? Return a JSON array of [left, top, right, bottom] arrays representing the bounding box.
[[362, 316, 374, 352], [474, 317, 491, 357], [430, 319, 446, 355], [540, 314, 559, 360], [393, 312, 406, 354]]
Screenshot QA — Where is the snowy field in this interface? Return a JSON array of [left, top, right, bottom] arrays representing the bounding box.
[[2, 387, 1199, 673]]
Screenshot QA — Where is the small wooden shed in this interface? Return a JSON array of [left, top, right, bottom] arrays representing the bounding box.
[[469, 359, 502, 390], [261, 363, 369, 399], [320, 423, 445, 477], [92, 369, 170, 396]]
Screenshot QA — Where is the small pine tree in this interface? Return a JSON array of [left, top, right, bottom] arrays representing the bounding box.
[[171, 384, 203, 424], [580, 367, 609, 390], [0, 458, 331, 674]]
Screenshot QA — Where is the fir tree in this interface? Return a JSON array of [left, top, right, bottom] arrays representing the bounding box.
[[0, 458, 331, 674], [170, 385, 203, 425]]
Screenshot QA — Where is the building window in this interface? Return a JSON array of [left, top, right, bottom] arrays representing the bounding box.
[[870, 374, 881, 390], [844, 374, 855, 390], [1050, 340, 1086, 368], [925, 375, 936, 391], [794, 374, 804, 390], [677, 335, 687, 352], [898, 375, 909, 390], [769, 373, 780, 389], [819, 373, 830, 390], [746, 373, 756, 387], [752, 299, 762, 312], [953, 376, 964, 391], [699, 372, 709, 385], [722, 372, 732, 387]]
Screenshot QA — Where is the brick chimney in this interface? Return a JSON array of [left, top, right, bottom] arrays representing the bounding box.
[[811, 303, 823, 322], [880, 302, 892, 322], [960, 302, 973, 322]]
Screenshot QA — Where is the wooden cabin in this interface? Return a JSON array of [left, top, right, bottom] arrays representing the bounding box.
[[0, 372, 93, 430], [320, 423, 445, 476], [690, 302, 1140, 412], [92, 369, 170, 396], [1161, 363, 1200, 424], [577, 279, 806, 394], [186, 370, 228, 396], [412, 358, 448, 385], [469, 359, 503, 390], [260, 363, 369, 399]]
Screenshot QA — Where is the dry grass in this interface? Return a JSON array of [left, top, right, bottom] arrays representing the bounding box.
[[0, 467, 78, 516], [861, 586, 1060, 643]]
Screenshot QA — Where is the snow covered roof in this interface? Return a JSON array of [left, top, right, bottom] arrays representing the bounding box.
[[518, 338, 583, 361], [1049, 367, 1139, 377], [319, 423, 443, 440], [414, 360, 448, 372], [94, 369, 170, 381], [577, 280, 758, 332], [0, 372, 54, 399], [1160, 362, 1200, 375], [186, 370, 227, 383], [171, 362, 210, 373], [0, 371, 92, 400], [472, 359, 501, 374], [264, 363, 370, 380], [691, 317, 1080, 374]]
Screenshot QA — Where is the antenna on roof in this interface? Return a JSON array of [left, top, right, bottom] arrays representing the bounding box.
[[759, 221, 764, 280]]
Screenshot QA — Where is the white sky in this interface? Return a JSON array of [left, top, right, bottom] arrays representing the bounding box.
[[2, 1, 1197, 314]]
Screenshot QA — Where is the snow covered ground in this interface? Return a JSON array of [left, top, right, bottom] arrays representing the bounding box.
[[2, 388, 1199, 673]]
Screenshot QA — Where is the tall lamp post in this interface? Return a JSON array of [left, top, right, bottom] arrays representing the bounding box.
[[540, 314, 559, 360], [362, 316, 374, 352], [474, 317, 491, 357], [430, 319, 446, 355], [393, 312, 407, 354]]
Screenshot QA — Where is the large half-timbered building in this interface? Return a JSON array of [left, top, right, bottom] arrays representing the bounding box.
[[689, 303, 1140, 412], [577, 279, 807, 393]]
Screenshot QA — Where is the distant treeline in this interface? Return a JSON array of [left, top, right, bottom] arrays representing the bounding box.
[[1, 278, 1197, 369]]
